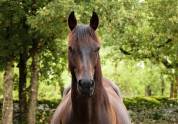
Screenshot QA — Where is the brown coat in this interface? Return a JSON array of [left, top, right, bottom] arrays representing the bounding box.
[[51, 78, 131, 124]]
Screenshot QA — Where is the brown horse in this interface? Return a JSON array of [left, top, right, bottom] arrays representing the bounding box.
[[51, 12, 131, 124]]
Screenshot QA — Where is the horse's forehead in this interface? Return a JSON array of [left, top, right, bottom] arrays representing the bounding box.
[[69, 35, 99, 48], [68, 25, 99, 47]]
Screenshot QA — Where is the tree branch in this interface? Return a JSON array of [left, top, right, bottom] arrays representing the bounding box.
[[119, 47, 131, 55]]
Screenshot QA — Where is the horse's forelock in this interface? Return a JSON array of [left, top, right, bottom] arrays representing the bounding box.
[[68, 25, 99, 46]]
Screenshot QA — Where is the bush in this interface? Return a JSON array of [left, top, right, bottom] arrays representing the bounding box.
[[0, 97, 178, 124], [124, 97, 178, 123]]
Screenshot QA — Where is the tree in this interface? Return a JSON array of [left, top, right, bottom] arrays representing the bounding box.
[[85, 0, 178, 97], [27, 0, 75, 96], [0, 1, 22, 123], [26, 0, 73, 123], [2, 58, 14, 124], [31, 0, 176, 98], [27, 38, 39, 124], [0, 0, 52, 123]]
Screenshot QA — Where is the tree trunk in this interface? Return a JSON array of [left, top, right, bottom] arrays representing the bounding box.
[[145, 85, 152, 96], [173, 75, 178, 98], [170, 75, 178, 98], [2, 58, 14, 124], [170, 80, 174, 98], [27, 1, 39, 123], [27, 47, 39, 124], [175, 66, 178, 98], [176, 76, 178, 98], [18, 51, 28, 124], [59, 82, 64, 96], [161, 74, 165, 96]]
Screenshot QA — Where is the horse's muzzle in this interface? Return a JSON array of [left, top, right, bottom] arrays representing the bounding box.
[[77, 79, 95, 96]]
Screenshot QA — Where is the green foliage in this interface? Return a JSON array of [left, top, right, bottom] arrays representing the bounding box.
[[124, 97, 178, 123], [1, 97, 177, 123], [0, 0, 177, 100], [102, 58, 169, 96], [124, 97, 161, 110], [27, 0, 76, 91], [0, 0, 24, 57], [28, 0, 75, 38]]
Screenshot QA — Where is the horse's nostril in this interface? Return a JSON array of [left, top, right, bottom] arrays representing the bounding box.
[[78, 80, 82, 87], [78, 79, 93, 89], [91, 80, 94, 86], [77, 79, 95, 96]]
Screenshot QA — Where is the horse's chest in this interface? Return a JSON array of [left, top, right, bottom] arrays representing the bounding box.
[[97, 106, 114, 124], [65, 108, 112, 124]]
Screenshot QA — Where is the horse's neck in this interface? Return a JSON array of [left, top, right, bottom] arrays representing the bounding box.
[[71, 81, 109, 123], [70, 64, 110, 123], [72, 97, 97, 121]]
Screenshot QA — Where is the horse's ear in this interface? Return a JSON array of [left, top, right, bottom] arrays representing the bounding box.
[[68, 11, 77, 31], [90, 12, 99, 31]]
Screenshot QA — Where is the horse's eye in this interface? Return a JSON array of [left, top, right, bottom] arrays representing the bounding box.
[[68, 46, 73, 52], [94, 47, 100, 52]]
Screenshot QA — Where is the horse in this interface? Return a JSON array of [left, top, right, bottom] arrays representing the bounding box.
[[51, 11, 131, 124]]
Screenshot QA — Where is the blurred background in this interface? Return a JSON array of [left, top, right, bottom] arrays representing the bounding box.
[[0, 0, 178, 124]]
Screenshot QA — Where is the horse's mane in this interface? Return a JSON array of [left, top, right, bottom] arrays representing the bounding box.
[[68, 25, 99, 46]]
